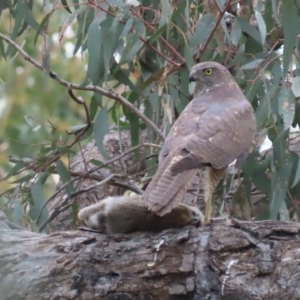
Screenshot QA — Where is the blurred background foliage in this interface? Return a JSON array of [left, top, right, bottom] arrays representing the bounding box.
[[1, 0, 300, 232]]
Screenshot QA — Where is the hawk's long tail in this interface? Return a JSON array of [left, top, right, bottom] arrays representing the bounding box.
[[142, 155, 197, 216]]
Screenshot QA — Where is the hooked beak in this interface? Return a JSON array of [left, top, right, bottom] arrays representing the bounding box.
[[188, 73, 196, 83]]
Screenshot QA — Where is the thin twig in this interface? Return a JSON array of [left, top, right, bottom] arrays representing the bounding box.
[[68, 87, 91, 126]]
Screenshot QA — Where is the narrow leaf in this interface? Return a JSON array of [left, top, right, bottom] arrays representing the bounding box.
[[231, 20, 242, 46], [291, 155, 300, 188], [270, 152, 293, 219], [291, 76, 300, 97], [236, 17, 261, 44], [84, 18, 102, 85], [190, 14, 216, 48], [254, 11, 267, 45], [281, 0, 298, 78], [56, 159, 75, 194], [0, 38, 6, 60], [61, 0, 72, 13], [6, 0, 27, 55], [94, 108, 111, 159], [30, 181, 48, 226], [277, 88, 295, 130], [241, 59, 264, 70]]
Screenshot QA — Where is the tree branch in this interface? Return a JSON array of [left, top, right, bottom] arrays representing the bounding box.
[[2, 219, 300, 299], [0, 33, 164, 141]]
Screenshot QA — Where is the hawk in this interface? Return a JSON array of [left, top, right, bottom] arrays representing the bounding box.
[[143, 61, 256, 223]]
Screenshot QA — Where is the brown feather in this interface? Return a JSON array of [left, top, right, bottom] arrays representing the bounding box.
[[143, 154, 197, 216]]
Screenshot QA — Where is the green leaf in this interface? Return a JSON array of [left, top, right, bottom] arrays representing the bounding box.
[[33, 12, 52, 46], [241, 59, 264, 70], [56, 159, 75, 195], [72, 201, 79, 225], [147, 24, 166, 44], [190, 14, 216, 48], [6, 0, 27, 56], [231, 20, 242, 46], [291, 155, 300, 188], [124, 92, 140, 147], [145, 156, 158, 177], [90, 159, 113, 169], [61, 0, 72, 13], [184, 42, 194, 70], [255, 86, 278, 131], [277, 88, 295, 130], [103, 18, 119, 73], [272, 0, 281, 24], [70, 124, 88, 133], [126, 36, 143, 61], [236, 17, 261, 44], [11, 174, 33, 184], [84, 18, 102, 85], [254, 11, 266, 45], [291, 76, 300, 97], [94, 107, 111, 159], [160, 0, 171, 28], [113, 67, 139, 93], [0, 38, 6, 60], [245, 74, 264, 103], [281, 0, 298, 78], [30, 180, 48, 228], [252, 157, 272, 199], [73, 6, 93, 55], [231, 44, 245, 65], [90, 94, 100, 121], [0, 1, 9, 15], [279, 200, 290, 221], [119, 17, 134, 40], [22, 4, 39, 31], [270, 146, 293, 220]]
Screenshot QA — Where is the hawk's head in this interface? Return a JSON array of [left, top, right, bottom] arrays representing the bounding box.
[[189, 61, 233, 88]]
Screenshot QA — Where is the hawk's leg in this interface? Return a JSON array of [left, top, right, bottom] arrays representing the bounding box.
[[204, 192, 213, 223], [202, 167, 226, 223]]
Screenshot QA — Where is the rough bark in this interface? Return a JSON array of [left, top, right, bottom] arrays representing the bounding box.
[[1, 216, 300, 300]]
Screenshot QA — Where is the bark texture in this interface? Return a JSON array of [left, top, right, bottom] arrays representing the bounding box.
[[1, 217, 300, 300]]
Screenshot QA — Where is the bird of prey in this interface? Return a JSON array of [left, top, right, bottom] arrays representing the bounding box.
[[142, 61, 256, 223]]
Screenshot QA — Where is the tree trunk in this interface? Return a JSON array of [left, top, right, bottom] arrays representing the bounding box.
[[1, 218, 300, 300]]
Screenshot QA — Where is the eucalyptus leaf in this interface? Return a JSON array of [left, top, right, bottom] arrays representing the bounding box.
[[254, 11, 266, 45], [231, 20, 242, 46], [94, 108, 111, 159], [270, 151, 293, 219], [291, 76, 300, 97], [241, 59, 264, 70], [277, 88, 295, 130], [191, 14, 216, 48], [236, 16, 261, 44], [84, 18, 102, 85], [281, 0, 299, 78], [56, 159, 75, 195], [30, 180, 49, 228]]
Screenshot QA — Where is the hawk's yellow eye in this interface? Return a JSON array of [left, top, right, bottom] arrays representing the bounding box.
[[204, 68, 213, 75]]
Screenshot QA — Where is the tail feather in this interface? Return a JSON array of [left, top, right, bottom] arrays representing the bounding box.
[[143, 155, 197, 216]]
